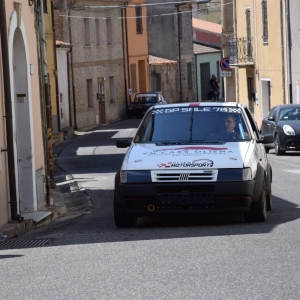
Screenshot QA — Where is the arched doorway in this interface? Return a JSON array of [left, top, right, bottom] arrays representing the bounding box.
[[12, 28, 34, 212]]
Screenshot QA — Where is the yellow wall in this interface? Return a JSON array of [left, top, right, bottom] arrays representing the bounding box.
[[235, 0, 287, 126], [125, 1, 150, 103], [44, 0, 59, 132]]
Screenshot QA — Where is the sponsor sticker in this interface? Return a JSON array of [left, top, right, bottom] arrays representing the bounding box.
[[144, 146, 233, 157], [157, 159, 214, 168], [153, 107, 242, 114]]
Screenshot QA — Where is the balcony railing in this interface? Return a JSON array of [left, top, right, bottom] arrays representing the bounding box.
[[225, 38, 253, 64]]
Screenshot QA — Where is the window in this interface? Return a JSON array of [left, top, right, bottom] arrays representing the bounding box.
[[262, 0, 268, 43], [87, 79, 93, 108], [187, 62, 193, 91], [245, 8, 252, 59], [136, 6, 143, 34], [109, 76, 115, 104], [43, 0, 48, 13], [84, 18, 90, 46], [106, 18, 112, 45], [95, 19, 100, 46], [200, 62, 210, 101]]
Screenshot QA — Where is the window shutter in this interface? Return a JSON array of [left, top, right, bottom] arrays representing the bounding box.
[[187, 62, 193, 91], [130, 64, 137, 93], [136, 6, 143, 34], [262, 0, 268, 43]]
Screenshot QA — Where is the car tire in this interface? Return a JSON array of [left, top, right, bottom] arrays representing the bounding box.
[[245, 181, 267, 222], [275, 134, 285, 156], [114, 197, 136, 228]]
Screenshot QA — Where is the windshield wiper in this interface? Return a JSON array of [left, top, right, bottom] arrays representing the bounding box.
[[156, 141, 191, 146]]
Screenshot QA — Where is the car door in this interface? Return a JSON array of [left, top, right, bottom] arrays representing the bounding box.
[[260, 107, 277, 141], [244, 107, 267, 168]]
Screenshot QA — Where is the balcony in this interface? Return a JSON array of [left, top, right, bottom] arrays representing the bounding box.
[[224, 38, 254, 67]]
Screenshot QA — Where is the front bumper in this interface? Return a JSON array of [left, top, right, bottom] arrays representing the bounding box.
[[279, 132, 300, 151], [115, 180, 256, 216]]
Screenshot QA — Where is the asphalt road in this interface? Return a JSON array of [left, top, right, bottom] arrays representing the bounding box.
[[1, 118, 300, 300]]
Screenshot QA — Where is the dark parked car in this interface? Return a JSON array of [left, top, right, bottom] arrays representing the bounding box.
[[260, 104, 300, 155], [127, 92, 166, 118]]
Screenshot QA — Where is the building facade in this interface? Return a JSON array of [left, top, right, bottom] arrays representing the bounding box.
[[147, 0, 196, 103], [224, 0, 288, 126], [123, 0, 151, 107], [53, 0, 127, 130], [0, 0, 47, 226]]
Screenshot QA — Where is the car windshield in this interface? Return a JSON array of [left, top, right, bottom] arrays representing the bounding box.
[[134, 106, 251, 143], [279, 107, 300, 120], [134, 94, 157, 103]]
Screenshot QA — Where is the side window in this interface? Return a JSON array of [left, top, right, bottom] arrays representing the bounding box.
[[268, 107, 276, 120], [244, 107, 260, 138]]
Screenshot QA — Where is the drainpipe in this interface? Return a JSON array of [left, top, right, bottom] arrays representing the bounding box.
[[280, 0, 286, 105], [124, 4, 131, 106], [39, 0, 54, 202], [176, 4, 183, 103], [66, 46, 73, 126], [51, 0, 61, 132], [68, 4, 77, 129], [285, 0, 292, 103], [0, 0, 23, 222], [195, 54, 199, 102], [121, 6, 129, 110]]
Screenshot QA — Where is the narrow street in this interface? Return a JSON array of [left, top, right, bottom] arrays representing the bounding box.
[[1, 118, 300, 299]]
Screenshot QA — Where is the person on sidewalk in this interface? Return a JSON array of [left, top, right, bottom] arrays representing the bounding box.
[[210, 74, 220, 102]]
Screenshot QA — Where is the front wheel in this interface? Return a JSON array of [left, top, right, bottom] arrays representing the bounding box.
[[114, 197, 136, 228], [275, 134, 285, 156], [245, 181, 267, 222]]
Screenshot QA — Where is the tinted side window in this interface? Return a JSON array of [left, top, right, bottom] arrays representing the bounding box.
[[268, 107, 276, 120], [244, 107, 260, 138]]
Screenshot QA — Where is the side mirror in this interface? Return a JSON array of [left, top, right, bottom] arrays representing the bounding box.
[[116, 139, 130, 148], [257, 135, 273, 144], [268, 116, 275, 121]]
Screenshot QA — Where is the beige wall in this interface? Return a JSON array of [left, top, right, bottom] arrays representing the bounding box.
[[5, 1, 46, 213], [0, 42, 10, 226], [45, 0, 59, 133], [125, 1, 150, 103], [235, 0, 287, 126]]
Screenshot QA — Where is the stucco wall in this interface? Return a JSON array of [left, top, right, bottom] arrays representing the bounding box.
[[63, 1, 126, 130], [195, 52, 222, 102], [150, 63, 179, 104], [289, 1, 300, 104], [235, 0, 287, 124]]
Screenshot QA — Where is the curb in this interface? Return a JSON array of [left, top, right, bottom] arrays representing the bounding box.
[[0, 188, 67, 240]]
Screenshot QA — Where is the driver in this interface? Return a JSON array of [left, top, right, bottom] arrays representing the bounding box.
[[209, 114, 242, 139]]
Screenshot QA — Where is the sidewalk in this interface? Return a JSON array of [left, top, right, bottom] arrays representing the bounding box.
[[0, 131, 89, 240]]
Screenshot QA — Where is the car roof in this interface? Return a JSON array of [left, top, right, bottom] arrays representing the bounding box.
[[151, 101, 246, 109], [275, 104, 300, 109], [136, 92, 162, 95]]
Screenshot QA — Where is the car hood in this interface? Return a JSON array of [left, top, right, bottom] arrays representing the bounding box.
[[123, 142, 251, 170]]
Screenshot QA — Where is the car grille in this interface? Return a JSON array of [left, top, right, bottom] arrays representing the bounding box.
[[151, 170, 218, 182]]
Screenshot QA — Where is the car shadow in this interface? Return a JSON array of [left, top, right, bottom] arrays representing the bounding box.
[[8, 191, 300, 251]]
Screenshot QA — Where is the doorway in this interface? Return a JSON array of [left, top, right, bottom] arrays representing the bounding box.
[[261, 79, 271, 118], [138, 60, 146, 92], [98, 78, 106, 125], [13, 28, 35, 211]]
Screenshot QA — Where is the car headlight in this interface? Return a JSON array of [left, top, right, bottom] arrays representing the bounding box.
[[283, 124, 295, 135], [217, 168, 252, 181], [120, 170, 151, 183]]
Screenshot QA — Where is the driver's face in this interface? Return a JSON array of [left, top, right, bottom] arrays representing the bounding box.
[[222, 117, 236, 132]]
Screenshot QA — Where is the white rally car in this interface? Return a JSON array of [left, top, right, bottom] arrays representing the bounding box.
[[114, 102, 273, 227]]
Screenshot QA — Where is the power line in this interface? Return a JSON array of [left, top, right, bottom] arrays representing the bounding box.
[[59, 2, 232, 20]]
